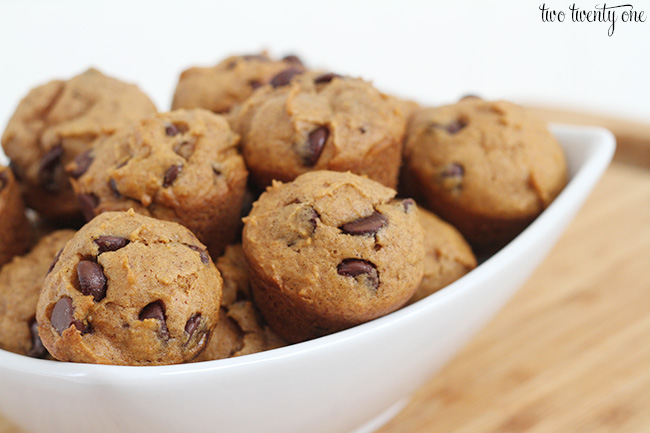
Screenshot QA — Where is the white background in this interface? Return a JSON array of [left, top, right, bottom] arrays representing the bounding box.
[[0, 0, 648, 149]]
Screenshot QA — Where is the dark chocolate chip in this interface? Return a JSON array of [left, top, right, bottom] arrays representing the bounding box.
[[78, 193, 99, 221], [439, 163, 464, 192], [163, 164, 183, 188], [185, 314, 201, 338], [68, 150, 94, 179], [165, 124, 180, 136], [77, 260, 107, 302], [0, 171, 8, 192], [337, 259, 379, 290], [445, 120, 466, 134], [402, 198, 416, 212], [27, 318, 47, 358], [47, 248, 64, 275], [314, 72, 342, 84], [38, 145, 63, 192], [270, 67, 302, 88], [94, 236, 129, 253], [139, 301, 169, 340], [187, 245, 210, 264], [303, 126, 329, 166], [109, 178, 121, 198], [249, 80, 262, 89], [51, 296, 85, 335], [340, 211, 387, 236], [282, 54, 303, 65]]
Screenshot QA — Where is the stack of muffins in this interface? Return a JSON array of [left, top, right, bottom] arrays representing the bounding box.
[[0, 53, 567, 365]]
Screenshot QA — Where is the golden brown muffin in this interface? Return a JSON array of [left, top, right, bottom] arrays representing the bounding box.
[[230, 71, 408, 189], [67, 109, 247, 258], [0, 230, 75, 357], [243, 171, 424, 343], [172, 52, 306, 114], [0, 165, 31, 266], [1, 69, 157, 221], [36, 210, 222, 365], [195, 244, 286, 361], [400, 98, 567, 254], [408, 208, 477, 304]]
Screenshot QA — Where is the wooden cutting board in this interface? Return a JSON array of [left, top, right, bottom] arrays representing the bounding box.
[[1, 116, 649, 433]]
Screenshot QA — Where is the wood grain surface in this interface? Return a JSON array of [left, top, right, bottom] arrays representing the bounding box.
[[1, 151, 649, 432]]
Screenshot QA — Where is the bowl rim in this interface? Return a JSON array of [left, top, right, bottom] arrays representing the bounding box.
[[0, 123, 616, 380]]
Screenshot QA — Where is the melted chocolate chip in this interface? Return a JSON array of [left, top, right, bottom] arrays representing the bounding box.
[[270, 67, 303, 88], [187, 245, 210, 264], [249, 80, 262, 89], [340, 211, 387, 236], [27, 318, 47, 358], [109, 178, 121, 198], [78, 193, 99, 221], [47, 248, 64, 275], [51, 296, 85, 335], [68, 150, 94, 179], [165, 124, 180, 136], [95, 236, 129, 253], [0, 171, 8, 192], [38, 145, 64, 192], [163, 164, 183, 188], [337, 259, 379, 290], [77, 260, 107, 302], [139, 301, 169, 340], [314, 72, 342, 84], [439, 163, 464, 192], [185, 314, 201, 338], [303, 126, 329, 166]]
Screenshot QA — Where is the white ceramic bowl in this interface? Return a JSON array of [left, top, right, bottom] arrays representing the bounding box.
[[0, 124, 614, 433]]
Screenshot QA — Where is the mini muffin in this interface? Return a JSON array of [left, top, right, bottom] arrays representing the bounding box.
[[243, 171, 424, 343], [1, 68, 157, 221], [0, 165, 31, 266], [0, 230, 75, 358], [36, 210, 222, 365], [172, 52, 306, 114], [408, 208, 477, 304], [230, 71, 408, 189], [67, 109, 247, 258], [401, 98, 567, 253], [195, 244, 286, 361]]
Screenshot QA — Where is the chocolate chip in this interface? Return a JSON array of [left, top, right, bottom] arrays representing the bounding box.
[[185, 314, 201, 338], [77, 260, 107, 302], [270, 67, 302, 88], [51, 296, 85, 335], [163, 164, 183, 188], [165, 124, 180, 136], [38, 145, 63, 192], [439, 163, 464, 192], [282, 54, 303, 65], [0, 171, 8, 192], [402, 198, 416, 212], [445, 120, 466, 134], [109, 178, 121, 198], [303, 126, 329, 166], [27, 318, 47, 358], [337, 259, 379, 290], [340, 211, 387, 236], [187, 245, 210, 264], [68, 150, 94, 179], [314, 72, 342, 84], [47, 248, 64, 275], [78, 193, 99, 221], [139, 301, 169, 340], [249, 80, 262, 89], [95, 236, 129, 253]]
